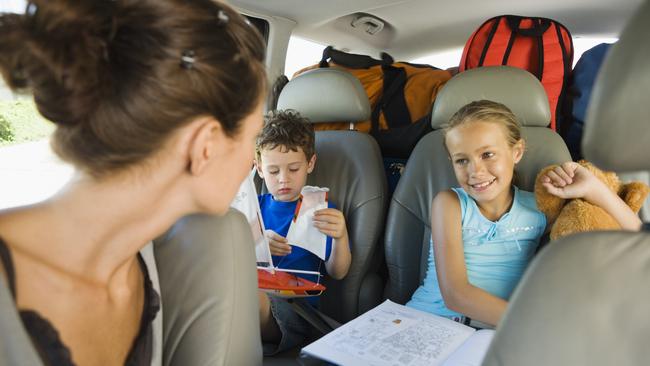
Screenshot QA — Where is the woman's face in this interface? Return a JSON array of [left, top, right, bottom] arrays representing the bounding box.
[[201, 100, 264, 215]]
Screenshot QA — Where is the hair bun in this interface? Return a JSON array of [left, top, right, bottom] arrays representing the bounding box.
[[0, 0, 120, 126]]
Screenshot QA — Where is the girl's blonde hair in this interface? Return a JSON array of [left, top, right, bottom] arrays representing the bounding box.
[[443, 100, 523, 148]]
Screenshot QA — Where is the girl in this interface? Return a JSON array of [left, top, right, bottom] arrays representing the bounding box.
[[407, 100, 641, 327], [0, 1, 266, 365]]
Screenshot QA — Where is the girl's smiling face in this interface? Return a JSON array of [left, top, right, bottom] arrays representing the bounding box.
[[445, 120, 524, 210]]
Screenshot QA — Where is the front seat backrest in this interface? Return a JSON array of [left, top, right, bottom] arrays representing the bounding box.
[[384, 66, 571, 304], [483, 2, 650, 365], [154, 210, 262, 366], [0, 280, 43, 365], [275, 68, 387, 322], [0, 210, 261, 366]]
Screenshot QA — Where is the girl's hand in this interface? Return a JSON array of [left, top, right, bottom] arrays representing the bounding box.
[[540, 161, 608, 203], [265, 230, 291, 256], [313, 208, 348, 240]]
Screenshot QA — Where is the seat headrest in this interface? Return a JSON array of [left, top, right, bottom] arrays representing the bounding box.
[[431, 66, 550, 129], [276, 68, 371, 123], [582, 1, 650, 172]]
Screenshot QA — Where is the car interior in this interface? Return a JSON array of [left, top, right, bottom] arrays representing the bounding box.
[[0, 0, 649, 365]]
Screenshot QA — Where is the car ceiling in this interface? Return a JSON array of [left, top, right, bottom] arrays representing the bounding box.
[[231, 0, 643, 60]]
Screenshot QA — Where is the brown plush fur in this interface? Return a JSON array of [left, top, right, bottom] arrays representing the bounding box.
[[535, 160, 650, 240]]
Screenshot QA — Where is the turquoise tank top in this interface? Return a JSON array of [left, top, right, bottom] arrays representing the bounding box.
[[407, 186, 546, 318]]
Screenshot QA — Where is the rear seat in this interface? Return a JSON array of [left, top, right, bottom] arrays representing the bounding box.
[[274, 68, 387, 322], [384, 66, 571, 304], [262, 68, 387, 364]]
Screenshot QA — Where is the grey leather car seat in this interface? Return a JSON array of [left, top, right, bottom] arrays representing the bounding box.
[[483, 2, 650, 365], [384, 66, 571, 304], [154, 210, 262, 366], [0, 282, 42, 365], [274, 68, 388, 322], [0, 210, 261, 366]]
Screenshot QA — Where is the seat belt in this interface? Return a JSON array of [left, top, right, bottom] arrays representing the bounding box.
[[288, 298, 342, 335]]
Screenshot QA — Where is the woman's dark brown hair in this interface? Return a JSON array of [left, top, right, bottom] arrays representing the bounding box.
[[0, 0, 266, 177]]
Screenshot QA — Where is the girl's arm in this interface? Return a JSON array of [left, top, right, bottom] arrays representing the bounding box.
[[432, 190, 507, 327], [315, 208, 351, 280], [540, 162, 642, 231]]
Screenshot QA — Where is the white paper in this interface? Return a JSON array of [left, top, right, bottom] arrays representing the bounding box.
[[301, 300, 490, 366], [230, 170, 273, 267], [442, 329, 494, 366], [285, 186, 329, 260]]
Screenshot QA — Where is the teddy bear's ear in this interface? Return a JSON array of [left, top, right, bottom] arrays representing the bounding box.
[[535, 165, 565, 223], [620, 181, 650, 213]]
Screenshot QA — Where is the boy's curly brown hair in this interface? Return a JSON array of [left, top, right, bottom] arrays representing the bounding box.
[[256, 109, 315, 160]]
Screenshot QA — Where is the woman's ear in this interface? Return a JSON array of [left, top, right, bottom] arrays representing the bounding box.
[[186, 117, 223, 176], [307, 154, 317, 174]]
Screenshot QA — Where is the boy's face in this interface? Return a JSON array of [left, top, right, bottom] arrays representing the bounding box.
[[256, 145, 316, 202]]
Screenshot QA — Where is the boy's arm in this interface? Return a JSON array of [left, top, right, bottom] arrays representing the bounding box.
[[432, 190, 507, 327], [540, 162, 643, 231], [314, 208, 351, 280]]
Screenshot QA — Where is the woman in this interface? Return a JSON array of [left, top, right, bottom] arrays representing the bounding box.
[[0, 0, 266, 364]]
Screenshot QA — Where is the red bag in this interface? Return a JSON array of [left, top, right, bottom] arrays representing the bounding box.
[[459, 15, 573, 130]]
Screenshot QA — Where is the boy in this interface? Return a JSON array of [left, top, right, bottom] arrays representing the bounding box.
[[255, 110, 352, 355]]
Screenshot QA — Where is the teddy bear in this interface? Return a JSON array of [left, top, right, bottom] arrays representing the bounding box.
[[534, 160, 650, 241]]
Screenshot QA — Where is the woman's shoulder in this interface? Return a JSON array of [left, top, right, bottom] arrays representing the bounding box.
[[0, 205, 52, 254]]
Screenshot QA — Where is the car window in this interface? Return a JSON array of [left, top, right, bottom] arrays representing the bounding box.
[[284, 36, 326, 78], [245, 15, 269, 44], [0, 0, 74, 210]]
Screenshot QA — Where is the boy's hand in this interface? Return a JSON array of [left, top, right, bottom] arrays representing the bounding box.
[[540, 161, 608, 203], [313, 208, 348, 240], [265, 230, 291, 256]]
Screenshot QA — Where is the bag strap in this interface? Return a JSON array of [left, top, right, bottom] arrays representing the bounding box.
[[506, 15, 551, 37], [501, 16, 520, 65], [318, 47, 410, 131], [319, 45, 391, 69], [503, 16, 548, 80], [477, 17, 502, 67], [554, 22, 573, 135], [371, 54, 411, 132]]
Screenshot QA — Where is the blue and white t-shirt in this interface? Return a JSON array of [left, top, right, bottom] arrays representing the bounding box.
[[259, 193, 334, 306], [407, 186, 546, 318]]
